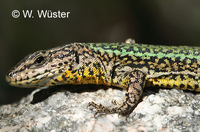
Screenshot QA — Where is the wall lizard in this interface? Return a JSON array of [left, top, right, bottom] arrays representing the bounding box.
[[5, 39, 200, 116]]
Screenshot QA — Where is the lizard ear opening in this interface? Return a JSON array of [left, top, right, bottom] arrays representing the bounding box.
[[75, 50, 79, 64]]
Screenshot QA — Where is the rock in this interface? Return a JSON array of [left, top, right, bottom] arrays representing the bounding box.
[[0, 85, 200, 132]]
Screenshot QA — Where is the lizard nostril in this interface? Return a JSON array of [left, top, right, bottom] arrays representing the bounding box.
[[7, 71, 14, 78]]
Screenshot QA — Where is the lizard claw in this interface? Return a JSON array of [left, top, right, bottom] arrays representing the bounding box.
[[111, 99, 120, 106]]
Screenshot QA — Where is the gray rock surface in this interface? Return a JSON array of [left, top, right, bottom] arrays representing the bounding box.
[[0, 86, 200, 132]]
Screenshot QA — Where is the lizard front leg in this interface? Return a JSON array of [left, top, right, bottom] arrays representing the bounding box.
[[88, 70, 146, 116]]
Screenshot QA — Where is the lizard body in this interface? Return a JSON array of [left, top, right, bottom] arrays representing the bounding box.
[[6, 39, 200, 115]]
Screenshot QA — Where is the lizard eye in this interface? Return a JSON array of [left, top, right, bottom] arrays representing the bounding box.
[[35, 56, 45, 64]]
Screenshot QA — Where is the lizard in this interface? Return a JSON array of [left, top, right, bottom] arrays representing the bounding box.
[[5, 39, 200, 116]]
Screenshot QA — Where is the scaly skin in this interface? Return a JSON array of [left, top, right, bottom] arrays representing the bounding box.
[[5, 39, 200, 116]]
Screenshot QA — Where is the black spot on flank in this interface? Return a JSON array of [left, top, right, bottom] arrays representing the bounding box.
[[26, 76, 29, 80], [44, 69, 48, 73], [64, 61, 68, 64], [187, 84, 193, 90], [62, 74, 66, 80], [96, 75, 100, 78], [19, 78, 22, 81], [51, 64, 57, 67], [97, 62, 101, 67], [180, 84, 185, 88], [54, 79, 59, 82], [89, 70, 94, 75], [154, 78, 158, 82], [167, 84, 171, 88], [85, 62, 91, 67], [171, 75, 176, 80], [179, 74, 184, 81], [173, 84, 178, 88], [93, 63, 97, 68], [71, 70, 76, 74], [58, 63, 63, 66], [195, 84, 199, 89], [154, 84, 159, 87], [160, 84, 164, 87], [188, 75, 196, 80], [59, 69, 62, 73]]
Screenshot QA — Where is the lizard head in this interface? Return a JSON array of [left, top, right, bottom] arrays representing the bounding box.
[[5, 44, 79, 88]]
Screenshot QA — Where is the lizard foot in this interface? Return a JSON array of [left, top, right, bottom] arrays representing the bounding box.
[[88, 101, 119, 117]]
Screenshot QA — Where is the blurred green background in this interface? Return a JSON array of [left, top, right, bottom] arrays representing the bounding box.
[[1, 0, 200, 104]]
